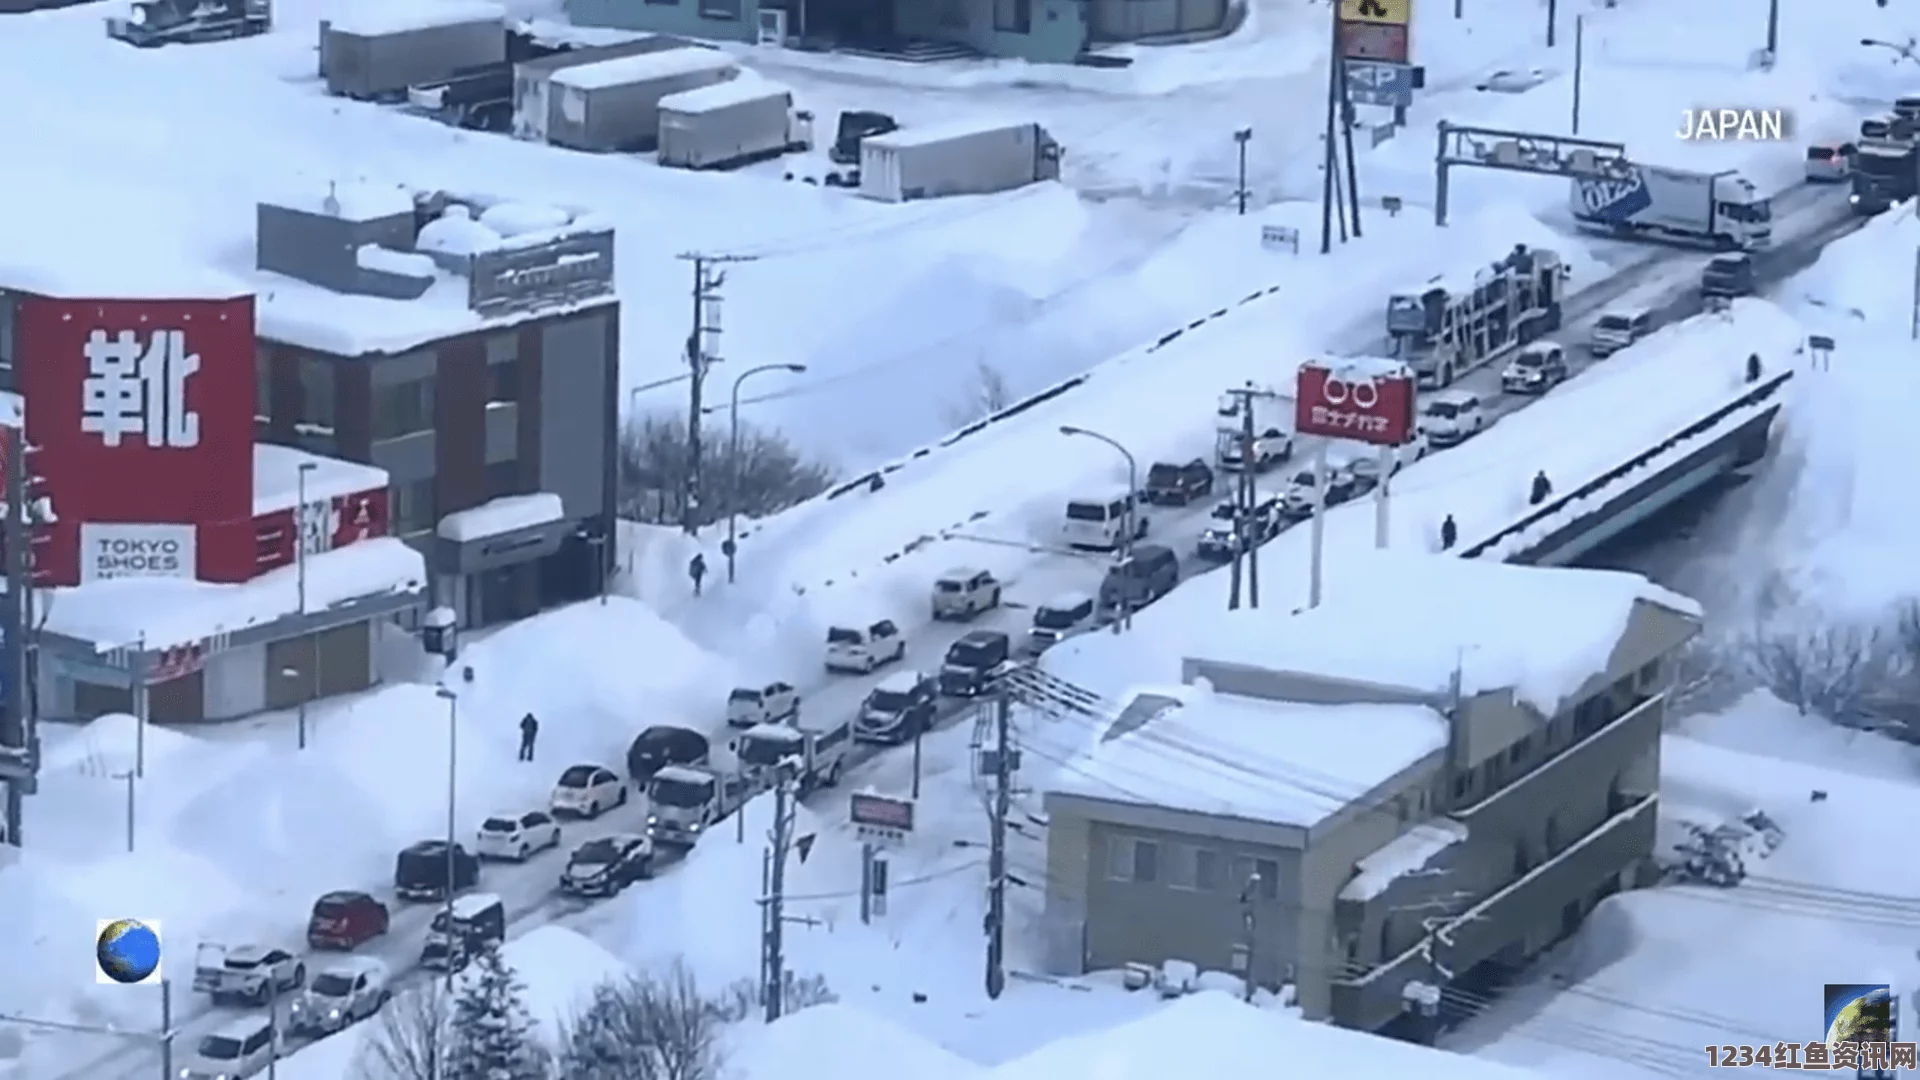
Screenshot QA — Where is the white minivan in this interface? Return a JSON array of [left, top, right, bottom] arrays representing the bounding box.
[[1419, 389, 1488, 447], [824, 618, 906, 673], [1061, 491, 1148, 551], [180, 1014, 278, 1080]]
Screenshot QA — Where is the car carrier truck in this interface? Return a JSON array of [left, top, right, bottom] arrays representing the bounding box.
[[1569, 164, 1770, 251], [1387, 244, 1567, 388]]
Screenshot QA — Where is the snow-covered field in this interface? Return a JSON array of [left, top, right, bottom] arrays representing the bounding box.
[[11, 0, 1920, 1075]]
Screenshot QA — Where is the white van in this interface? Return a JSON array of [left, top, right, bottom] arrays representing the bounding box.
[[1061, 491, 1147, 551], [1418, 390, 1488, 447], [824, 618, 906, 673], [180, 1014, 277, 1079]]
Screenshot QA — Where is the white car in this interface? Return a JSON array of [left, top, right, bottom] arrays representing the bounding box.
[[1500, 343, 1568, 394], [289, 957, 391, 1037], [1418, 389, 1488, 447], [931, 567, 1003, 620], [726, 681, 800, 728], [192, 942, 306, 1006], [1476, 67, 1548, 93], [824, 618, 906, 673], [179, 1014, 278, 1080], [475, 808, 562, 861], [1804, 142, 1855, 183], [1588, 308, 1652, 357], [550, 764, 628, 819]]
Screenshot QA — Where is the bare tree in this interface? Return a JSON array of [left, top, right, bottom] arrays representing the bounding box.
[[356, 980, 452, 1080], [1738, 618, 1887, 725], [618, 413, 836, 528], [941, 360, 1014, 429], [556, 962, 720, 1080]]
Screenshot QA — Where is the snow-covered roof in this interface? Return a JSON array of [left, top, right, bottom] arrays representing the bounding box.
[[865, 118, 1035, 149], [437, 493, 565, 542], [872, 670, 925, 693], [653, 764, 712, 784], [726, 1002, 976, 1080], [44, 538, 426, 653], [989, 992, 1549, 1080], [1310, 354, 1411, 381], [253, 444, 388, 516], [550, 47, 736, 90], [660, 75, 789, 114], [1183, 549, 1696, 715], [447, 892, 501, 918], [275, 180, 415, 223], [1049, 682, 1446, 828], [1339, 818, 1469, 901], [322, 0, 505, 37]]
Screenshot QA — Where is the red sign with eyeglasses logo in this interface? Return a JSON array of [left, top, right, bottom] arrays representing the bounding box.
[[1295, 359, 1416, 446]]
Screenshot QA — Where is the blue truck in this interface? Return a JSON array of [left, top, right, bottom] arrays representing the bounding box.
[[1570, 164, 1771, 251]]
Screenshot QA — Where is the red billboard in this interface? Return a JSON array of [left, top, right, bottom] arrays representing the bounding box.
[[1295, 360, 1416, 446], [18, 296, 257, 587], [1339, 20, 1409, 64], [253, 488, 392, 573]]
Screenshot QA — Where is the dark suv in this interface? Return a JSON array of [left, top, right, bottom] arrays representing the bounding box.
[[856, 671, 939, 744], [394, 840, 479, 902], [940, 631, 1010, 697], [1144, 459, 1214, 505], [627, 725, 711, 783]]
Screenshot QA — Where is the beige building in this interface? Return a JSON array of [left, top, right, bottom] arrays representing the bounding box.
[[1035, 552, 1699, 1035]]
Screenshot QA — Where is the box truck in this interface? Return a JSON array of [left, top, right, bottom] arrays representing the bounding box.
[[1569, 164, 1770, 251], [658, 79, 811, 169], [319, 3, 505, 101], [1851, 139, 1920, 215], [859, 120, 1062, 203], [509, 35, 692, 142], [532, 47, 737, 152]]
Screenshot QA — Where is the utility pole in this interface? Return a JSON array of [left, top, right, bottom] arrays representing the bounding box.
[[1319, 2, 1342, 255], [678, 253, 755, 536], [1238, 872, 1260, 1001], [1340, 66, 1363, 239], [0, 417, 32, 846], [761, 764, 796, 1022], [985, 687, 1012, 1000], [1225, 387, 1269, 611]]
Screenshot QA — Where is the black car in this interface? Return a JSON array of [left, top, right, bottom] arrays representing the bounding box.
[[940, 631, 1010, 697], [829, 110, 899, 165], [559, 834, 654, 897], [1143, 459, 1215, 506], [627, 725, 711, 783], [1098, 544, 1180, 611], [394, 840, 479, 902], [855, 671, 939, 744]]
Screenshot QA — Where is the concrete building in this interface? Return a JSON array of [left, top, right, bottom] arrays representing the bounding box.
[[565, 0, 1236, 64], [248, 187, 621, 629], [1036, 552, 1699, 1033]]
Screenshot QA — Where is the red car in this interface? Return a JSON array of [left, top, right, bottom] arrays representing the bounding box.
[[307, 890, 389, 951]]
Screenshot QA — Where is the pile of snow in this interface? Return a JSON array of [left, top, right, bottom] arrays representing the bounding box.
[[721, 1002, 978, 1080]]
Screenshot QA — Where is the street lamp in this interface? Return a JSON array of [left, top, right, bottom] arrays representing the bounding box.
[[1058, 425, 1140, 630], [1862, 37, 1920, 64], [1233, 128, 1252, 216], [295, 461, 318, 751], [724, 363, 807, 584], [435, 684, 458, 989]]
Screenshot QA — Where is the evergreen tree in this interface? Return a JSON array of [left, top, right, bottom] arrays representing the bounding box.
[[446, 944, 550, 1080]]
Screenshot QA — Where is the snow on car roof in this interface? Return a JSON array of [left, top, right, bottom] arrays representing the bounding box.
[[450, 892, 503, 918], [1426, 387, 1480, 404], [1048, 683, 1446, 829], [937, 566, 986, 580], [652, 765, 712, 784], [1039, 591, 1093, 609], [318, 955, 389, 978], [873, 670, 927, 692], [211, 1013, 274, 1039], [744, 722, 802, 741]]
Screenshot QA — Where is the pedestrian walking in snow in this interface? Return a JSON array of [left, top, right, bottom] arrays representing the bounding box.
[[1529, 470, 1552, 506], [1440, 514, 1458, 551], [518, 713, 538, 762], [1746, 352, 1762, 384], [688, 553, 707, 597]]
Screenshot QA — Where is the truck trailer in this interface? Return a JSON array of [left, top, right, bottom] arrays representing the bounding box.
[[106, 0, 269, 47], [1851, 139, 1920, 215], [658, 78, 811, 170], [319, 4, 505, 102], [528, 47, 737, 152], [1569, 164, 1770, 251], [1387, 244, 1567, 388], [859, 120, 1062, 203], [509, 35, 694, 142]]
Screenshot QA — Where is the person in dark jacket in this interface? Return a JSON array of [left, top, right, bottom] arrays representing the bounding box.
[[1745, 352, 1762, 383], [689, 553, 707, 597], [518, 713, 538, 762], [1529, 471, 1552, 506], [1440, 514, 1458, 551]]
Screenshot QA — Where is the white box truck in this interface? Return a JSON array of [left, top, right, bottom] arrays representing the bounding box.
[[510, 36, 690, 143], [535, 47, 737, 152], [859, 120, 1062, 203], [1569, 164, 1771, 251], [658, 78, 811, 170], [319, 2, 505, 101]]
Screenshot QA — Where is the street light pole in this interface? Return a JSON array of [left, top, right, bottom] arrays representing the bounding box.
[[436, 685, 458, 989], [1058, 425, 1140, 631], [725, 363, 807, 584], [1233, 128, 1252, 216], [295, 461, 317, 751]]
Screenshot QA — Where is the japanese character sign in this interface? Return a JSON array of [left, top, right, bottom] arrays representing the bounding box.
[[1295, 360, 1417, 446], [80, 328, 201, 450]]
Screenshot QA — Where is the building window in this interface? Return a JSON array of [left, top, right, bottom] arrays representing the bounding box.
[[1194, 848, 1222, 891], [299, 356, 336, 431], [994, 0, 1031, 33], [698, 0, 740, 19], [1378, 917, 1392, 961], [254, 344, 272, 421], [392, 479, 436, 536], [1506, 732, 1531, 767], [487, 334, 519, 403], [1231, 856, 1278, 899], [375, 377, 434, 439], [1167, 845, 1222, 891], [1573, 694, 1611, 738], [1106, 836, 1157, 883], [1636, 658, 1661, 690]]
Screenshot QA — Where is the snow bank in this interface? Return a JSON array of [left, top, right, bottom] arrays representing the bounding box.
[[721, 1002, 978, 1080], [994, 991, 1549, 1080]]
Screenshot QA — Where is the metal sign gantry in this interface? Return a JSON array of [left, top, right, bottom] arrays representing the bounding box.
[[1434, 121, 1633, 226]]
